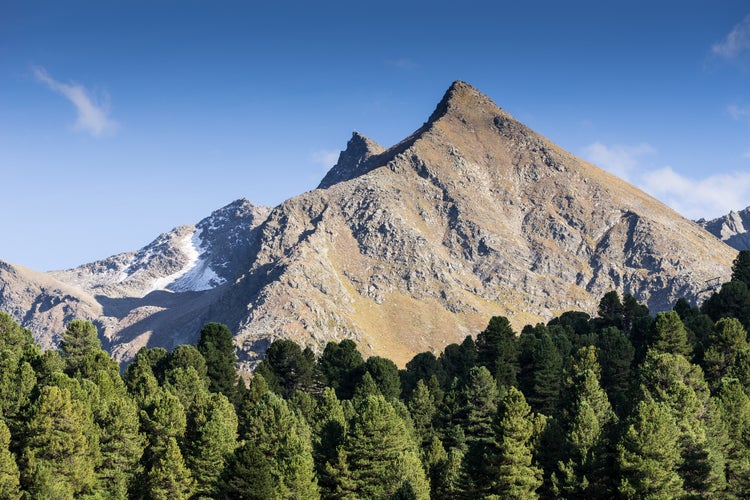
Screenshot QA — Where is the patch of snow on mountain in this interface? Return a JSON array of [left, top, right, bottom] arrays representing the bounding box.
[[163, 231, 226, 292]]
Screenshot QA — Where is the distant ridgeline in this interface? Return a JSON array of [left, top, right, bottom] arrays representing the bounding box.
[[0, 251, 749, 498]]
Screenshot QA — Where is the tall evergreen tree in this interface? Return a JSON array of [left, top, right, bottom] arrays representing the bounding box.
[[0, 420, 20, 500], [329, 394, 429, 499], [648, 311, 691, 357], [489, 386, 543, 499], [702, 317, 750, 388], [59, 319, 103, 377], [714, 377, 750, 497], [197, 322, 240, 400], [21, 385, 98, 497], [318, 339, 364, 400], [364, 356, 401, 400], [518, 332, 563, 415], [617, 400, 684, 499], [146, 436, 194, 500], [731, 250, 750, 287], [185, 393, 238, 498], [227, 391, 319, 499], [476, 316, 518, 387]]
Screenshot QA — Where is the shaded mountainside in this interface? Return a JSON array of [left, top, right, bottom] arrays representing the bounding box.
[[698, 206, 750, 251], [0, 81, 738, 368]]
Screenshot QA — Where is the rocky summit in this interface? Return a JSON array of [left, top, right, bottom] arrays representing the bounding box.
[[698, 206, 750, 251], [0, 81, 738, 368]]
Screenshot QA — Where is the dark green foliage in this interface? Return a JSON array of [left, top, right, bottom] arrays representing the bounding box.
[[701, 317, 750, 388], [518, 331, 563, 415], [476, 316, 519, 387], [401, 351, 438, 397], [731, 250, 750, 287], [596, 327, 635, 417], [436, 336, 477, 386], [702, 280, 750, 330], [197, 322, 240, 400], [597, 291, 624, 328], [256, 339, 315, 397], [318, 339, 364, 400], [0, 421, 20, 500], [364, 356, 401, 400]]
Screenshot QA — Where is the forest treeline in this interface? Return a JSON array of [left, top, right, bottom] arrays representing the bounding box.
[[0, 252, 750, 499]]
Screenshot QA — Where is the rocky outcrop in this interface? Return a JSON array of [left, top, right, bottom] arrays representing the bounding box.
[[697, 207, 750, 251], [0, 81, 738, 368]]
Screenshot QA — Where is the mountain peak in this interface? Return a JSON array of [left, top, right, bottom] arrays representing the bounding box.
[[426, 80, 505, 124], [317, 131, 385, 189]]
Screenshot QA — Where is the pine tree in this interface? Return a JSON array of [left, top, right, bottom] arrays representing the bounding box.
[[185, 393, 238, 498], [408, 379, 436, 450], [330, 394, 429, 499], [490, 386, 542, 499], [714, 378, 750, 496], [59, 319, 103, 377], [648, 311, 691, 357], [197, 323, 240, 401], [476, 316, 519, 387], [0, 420, 20, 500], [731, 250, 750, 286], [595, 326, 635, 416], [617, 400, 684, 499], [318, 339, 364, 400], [638, 351, 727, 497], [364, 356, 401, 400], [147, 436, 194, 500], [518, 332, 563, 415], [553, 348, 617, 498], [21, 385, 98, 497], [702, 317, 749, 387], [227, 391, 319, 499]]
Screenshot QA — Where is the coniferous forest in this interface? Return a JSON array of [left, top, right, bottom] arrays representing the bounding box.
[[1, 252, 750, 499]]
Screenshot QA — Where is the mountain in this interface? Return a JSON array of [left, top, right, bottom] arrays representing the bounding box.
[[697, 206, 750, 251], [0, 81, 737, 368]]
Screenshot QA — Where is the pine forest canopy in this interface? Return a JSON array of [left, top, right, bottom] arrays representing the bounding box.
[[0, 256, 750, 498]]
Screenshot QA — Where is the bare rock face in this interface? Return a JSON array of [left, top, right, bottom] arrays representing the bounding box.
[[0, 81, 738, 368], [697, 207, 750, 251]]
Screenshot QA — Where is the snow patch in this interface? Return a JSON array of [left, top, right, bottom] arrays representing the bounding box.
[[149, 230, 226, 293]]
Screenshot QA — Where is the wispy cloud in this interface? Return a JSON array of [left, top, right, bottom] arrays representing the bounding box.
[[33, 66, 118, 137], [583, 142, 750, 219], [311, 149, 340, 170], [712, 14, 750, 63], [386, 58, 419, 70], [581, 142, 655, 181], [728, 103, 750, 120]]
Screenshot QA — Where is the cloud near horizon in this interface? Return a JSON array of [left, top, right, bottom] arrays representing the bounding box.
[[33, 66, 118, 137], [583, 142, 750, 220]]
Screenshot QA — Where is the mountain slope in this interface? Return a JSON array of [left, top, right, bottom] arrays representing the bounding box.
[[697, 206, 750, 251], [212, 81, 736, 367], [0, 81, 737, 368]]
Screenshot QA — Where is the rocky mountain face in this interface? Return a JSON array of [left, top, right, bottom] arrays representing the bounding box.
[[697, 207, 750, 251], [0, 81, 738, 368]]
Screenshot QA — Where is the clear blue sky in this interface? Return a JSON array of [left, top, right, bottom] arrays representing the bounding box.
[[2, 1, 750, 271]]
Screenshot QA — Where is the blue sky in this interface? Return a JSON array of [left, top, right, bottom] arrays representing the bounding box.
[[2, 1, 750, 271]]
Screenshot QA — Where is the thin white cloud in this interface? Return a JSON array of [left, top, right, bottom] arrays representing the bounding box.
[[386, 58, 418, 70], [33, 66, 118, 137], [311, 150, 340, 170], [728, 103, 750, 120], [581, 142, 655, 181], [584, 142, 750, 219], [712, 14, 750, 62]]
